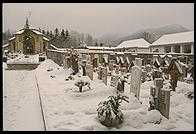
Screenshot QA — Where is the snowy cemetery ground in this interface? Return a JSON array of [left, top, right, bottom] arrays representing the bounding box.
[[35, 59, 194, 131]]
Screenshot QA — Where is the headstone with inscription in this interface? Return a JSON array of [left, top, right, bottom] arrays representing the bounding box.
[[86, 64, 93, 80], [130, 66, 142, 100], [102, 67, 108, 85]]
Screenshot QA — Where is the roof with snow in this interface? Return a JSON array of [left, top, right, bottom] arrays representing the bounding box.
[[3, 44, 10, 48], [32, 30, 43, 35], [43, 37, 49, 41], [9, 37, 15, 41], [151, 31, 194, 46], [14, 30, 24, 35], [120, 56, 124, 64], [116, 39, 151, 49], [87, 46, 115, 50]]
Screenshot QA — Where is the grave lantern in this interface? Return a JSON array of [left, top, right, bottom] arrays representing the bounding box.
[[167, 58, 183, 91]]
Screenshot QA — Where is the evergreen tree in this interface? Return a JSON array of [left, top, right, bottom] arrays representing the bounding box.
[[42, 29, 46, 35], [65, 29, 69, 37], [95, 42, 98, 46], [61, 29, 65, 37], [54, 28, 59, 37]]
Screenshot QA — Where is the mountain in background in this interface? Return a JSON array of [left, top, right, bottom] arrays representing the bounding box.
[[97, 24, 191, 47]]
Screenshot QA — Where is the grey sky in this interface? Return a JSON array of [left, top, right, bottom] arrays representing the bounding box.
[[3, 3, 194, 38]]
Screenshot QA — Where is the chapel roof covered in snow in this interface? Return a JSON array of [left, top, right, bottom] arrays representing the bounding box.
[[116, 39, 150, 49], [151, 31, 194, 46]]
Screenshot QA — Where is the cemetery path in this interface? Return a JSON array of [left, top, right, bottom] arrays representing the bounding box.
[[3, 69, 45, 131]]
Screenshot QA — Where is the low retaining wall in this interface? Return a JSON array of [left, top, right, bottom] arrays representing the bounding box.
[[46, 49, 66, 66], [7, 63, 40, 70]]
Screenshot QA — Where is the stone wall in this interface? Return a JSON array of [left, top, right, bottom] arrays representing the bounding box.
[[46, 49, 66, 66]]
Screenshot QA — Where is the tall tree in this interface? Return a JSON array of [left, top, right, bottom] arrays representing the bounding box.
[[54, 28, 59, 37]]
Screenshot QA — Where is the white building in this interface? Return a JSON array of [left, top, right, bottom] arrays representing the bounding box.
[[115, 39, 150, 52], [149, 31, 194, 54]]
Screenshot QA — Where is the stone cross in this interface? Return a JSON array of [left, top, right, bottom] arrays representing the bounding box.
[[86, 64, 93, 80], [130, 66, 142, 100]]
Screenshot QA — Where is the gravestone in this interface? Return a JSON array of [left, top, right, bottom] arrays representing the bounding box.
[[145, 64, 152, 73], [130, 66, 142, 100], [110, 74, 121, 87], [141, 70, 147, 83], [86, 55, 91, 64], [135, 58, 142, 67], [102, 67, 108, 85], [98, 67, 103, 80], [115, 65, 120, 74], [152, 69, 163, 80], [109, 62, 114, 72], [179, 62, 187, 81], [150, 78, 170, 119], [121, 67, 127, 75], [159, 89, 170, 119], [63, 56, 69, 69], [86, 64, 93, 80]]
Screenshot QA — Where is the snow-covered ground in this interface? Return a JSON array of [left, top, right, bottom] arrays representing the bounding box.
[[7, 54, 39, 64], [35, 59, 194, 131], [3, 62, 45, 131]]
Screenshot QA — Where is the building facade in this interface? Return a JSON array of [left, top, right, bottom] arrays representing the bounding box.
[[8, 18, 49, 54], [149, 31, 194, 54]]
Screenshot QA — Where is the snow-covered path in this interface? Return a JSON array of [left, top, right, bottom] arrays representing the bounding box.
[[3, 66, 45, 131]]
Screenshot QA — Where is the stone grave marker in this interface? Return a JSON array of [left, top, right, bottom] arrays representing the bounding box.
[[63, 56, 70, 69], [141, 70, 147, 83], [150, 78, 170, 119], [86, 64, 93, 80], [135, 58, 142, 68], [110, 74, 121, 87], [102, 67, 108, 85], [115, 65, 120, 74], [98, 66, 103, 80], [86, 55, 91, 64], [109, 61, 114, 72], [159, 89, 170, 119], [130, 66, 142, 100], [121, 67, 127, 75]]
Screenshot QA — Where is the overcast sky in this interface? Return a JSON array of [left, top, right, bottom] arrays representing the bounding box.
[[3, 3, 194, 38]]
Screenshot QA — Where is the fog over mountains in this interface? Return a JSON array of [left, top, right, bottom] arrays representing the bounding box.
[[97, 24, 191, 47]]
